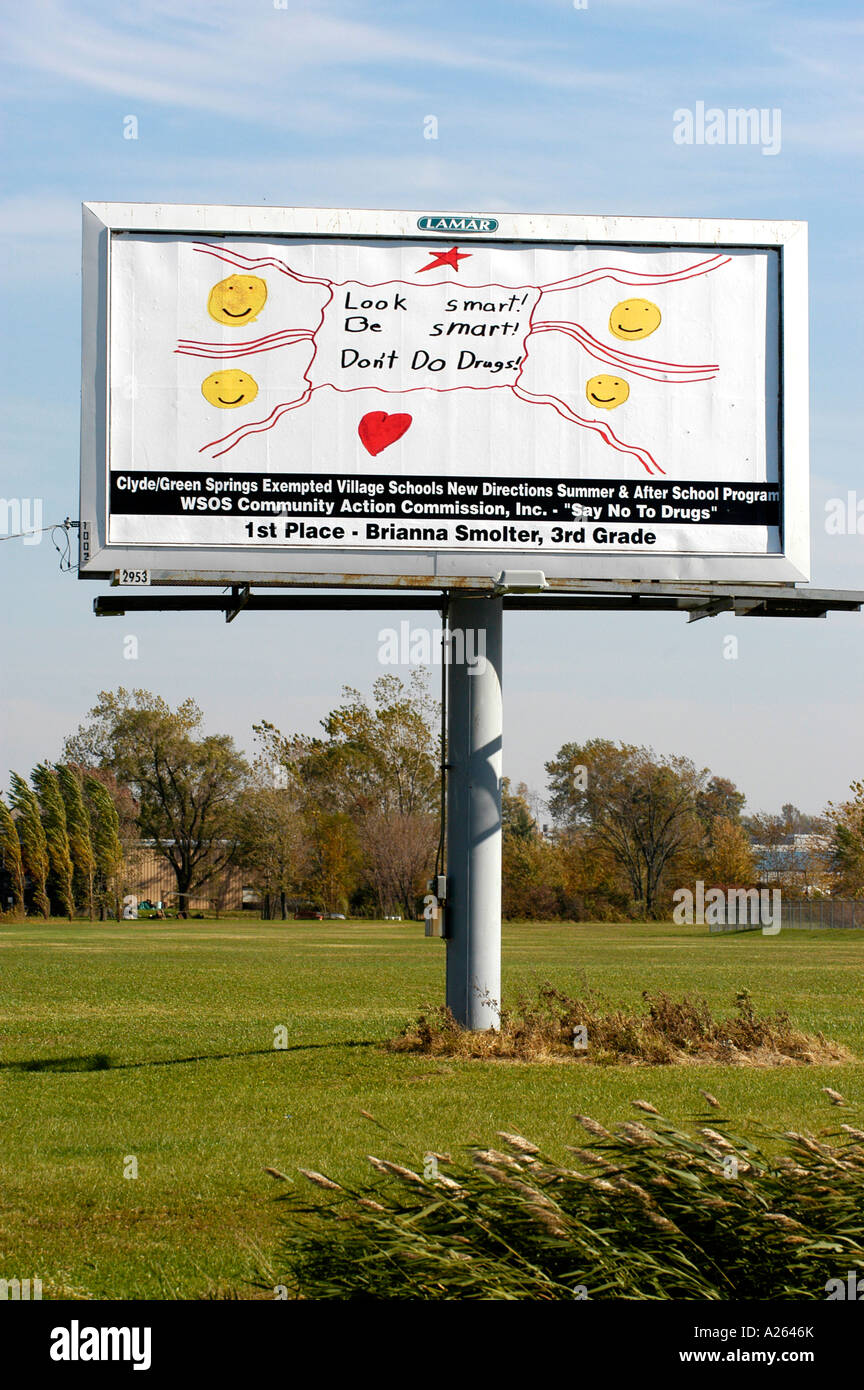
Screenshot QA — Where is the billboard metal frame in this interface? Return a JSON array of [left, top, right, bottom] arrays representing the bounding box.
[[92, 582, 863, 622], [80, 203, 810, 589]]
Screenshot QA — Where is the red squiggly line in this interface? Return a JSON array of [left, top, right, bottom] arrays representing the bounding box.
[[528, 325, 717, 383], [533, 320, 718, 372], [511, 382, 663, 476], [175, 332, 315, 360], [177, 342, 314, 360], [192, 242, 331, 286], [177, 328, 314, 349], [539, 253, 731, 293], [203, 389, 318, 459]]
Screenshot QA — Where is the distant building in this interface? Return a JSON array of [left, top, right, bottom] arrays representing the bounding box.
[[129, 844, 256, 913], [751, 832, 830, 891]]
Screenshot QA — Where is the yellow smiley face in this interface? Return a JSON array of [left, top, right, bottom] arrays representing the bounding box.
[[609, 298, 661, 341], [201, 369, 259, 409], [207, 275, 268, 325], [586, 374, 630, 410]]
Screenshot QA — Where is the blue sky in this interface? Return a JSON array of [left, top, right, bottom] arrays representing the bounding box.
[[1, 0, 863, 817]]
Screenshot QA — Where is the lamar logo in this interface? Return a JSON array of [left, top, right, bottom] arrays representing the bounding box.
[[417, 214, 499, 233], [50, 1321, 152, 1371], [825, 1270, 864, 1300]]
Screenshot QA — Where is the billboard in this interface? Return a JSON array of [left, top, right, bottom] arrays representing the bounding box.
[[79, 205, 809, 587]]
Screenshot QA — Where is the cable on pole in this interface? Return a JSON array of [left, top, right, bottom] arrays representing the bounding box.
[[51, 518, 79, 572], [0, 516, 79, 573]]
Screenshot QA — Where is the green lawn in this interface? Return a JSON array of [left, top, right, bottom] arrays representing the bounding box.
[[1, 918, 862, 1299]]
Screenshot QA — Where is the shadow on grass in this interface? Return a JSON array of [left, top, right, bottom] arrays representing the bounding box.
[[0, 1041, 376, 1074], [2, 1053, 113, 1073]]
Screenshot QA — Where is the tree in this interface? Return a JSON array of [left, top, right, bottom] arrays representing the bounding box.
[[696, 776, 746, 832], [85, 777, 124, 919], [55, 764, 95, 917], [66, 689, 249, 918], [359, 810, 435, 917], [305, 811, 361, 914], [546, 739, 707, 916], [255, 673, 439, 917], [0, 795, 25, 911], [83, 766, 141, 875], [777, 803, 822, 836], [554, 825, 633, 922], [9, 773, 50, 917], [703, 816, 756, 888], [825, 784, 864, 897], [32, 764, 75, 918], [237, 780, 309, 919], [257, 673, 439, 817], [502, 833, 565, 920], [502, 779, 537, 841]]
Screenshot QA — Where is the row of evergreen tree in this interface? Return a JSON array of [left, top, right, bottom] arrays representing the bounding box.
[[0, 766, 123, 918]]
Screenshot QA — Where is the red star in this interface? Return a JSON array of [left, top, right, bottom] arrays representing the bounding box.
[[416, 245, 472, 274]]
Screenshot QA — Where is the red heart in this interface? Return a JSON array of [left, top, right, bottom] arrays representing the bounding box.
[[358, 411, 412, 456]]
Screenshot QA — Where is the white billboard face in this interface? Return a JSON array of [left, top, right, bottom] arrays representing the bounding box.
[[80, 206, 809, 587]]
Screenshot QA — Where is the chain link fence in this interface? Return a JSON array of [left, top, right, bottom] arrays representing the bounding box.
[[705, 896, 864, 932], [781, 898, 864, 929]]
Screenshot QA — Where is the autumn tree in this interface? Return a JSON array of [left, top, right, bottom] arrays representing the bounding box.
[[546, 739, 707, 917], [353, 810, 433, 917], [779, 803, 821, 835], [695, 776, 746, 832], [305, 810, 362, 914], [703, 815, 756, 889], [65, 689, 249, 918], [255, 672, 439, 917], [502, 779, 537, 841], [502, 834, 569, 920], [824, 783, 864, 897], [237, 778, 309, 919], [554, 825, 633, 921]]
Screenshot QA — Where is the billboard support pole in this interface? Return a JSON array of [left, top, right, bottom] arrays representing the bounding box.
[[445, 593, 503, 1030]]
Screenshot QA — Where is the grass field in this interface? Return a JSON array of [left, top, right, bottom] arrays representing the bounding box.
[[1, 918, 862, 1300]]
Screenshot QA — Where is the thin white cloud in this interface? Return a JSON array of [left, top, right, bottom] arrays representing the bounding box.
[[0, 0, 631, 128], [3, 0, 861, 165]]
